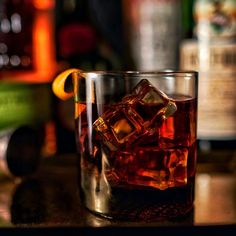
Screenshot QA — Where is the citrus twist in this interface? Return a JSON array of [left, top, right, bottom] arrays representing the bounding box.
[[52, 68, 81, 100]]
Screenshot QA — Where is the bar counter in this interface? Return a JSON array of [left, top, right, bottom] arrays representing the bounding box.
[[0, 149, 236, 235]]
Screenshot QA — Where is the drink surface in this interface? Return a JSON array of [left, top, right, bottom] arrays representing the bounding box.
[[75, 92, 197, 220]]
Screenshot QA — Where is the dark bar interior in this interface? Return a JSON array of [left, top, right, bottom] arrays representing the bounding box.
[[0, 0, 236, 235]]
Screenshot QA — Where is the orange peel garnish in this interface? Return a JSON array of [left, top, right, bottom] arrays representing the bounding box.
[[52, 68, 81, 100]]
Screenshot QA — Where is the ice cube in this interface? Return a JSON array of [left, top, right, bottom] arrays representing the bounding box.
[[106, 147, 188, 190], [93, 79, 177, 151], [93, 117, 119, 151], [164, 148, 188, 185], [131, 79, 177, 126], [93, 104, 145, 151]]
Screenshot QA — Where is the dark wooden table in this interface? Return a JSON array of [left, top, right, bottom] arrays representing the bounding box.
[[1, 149, 236, 235]]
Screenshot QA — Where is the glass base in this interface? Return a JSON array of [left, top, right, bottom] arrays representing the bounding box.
[[81, 181, 195, 222]]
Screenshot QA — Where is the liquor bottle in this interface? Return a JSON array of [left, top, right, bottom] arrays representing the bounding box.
[[181, 0, 195, 39], [180, 0, 236, 152], [0, 0, 57, 156], [0, 126, 42, 178], [123, 0, 182, 70], [0, 0, 57, 82], [54, 0, 115, 153]]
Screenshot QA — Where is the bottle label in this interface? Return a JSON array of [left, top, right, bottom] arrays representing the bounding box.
[[198, 72, 236, 139], [194, 0, 236, 40], [180, 40, 236, 72], [180, 40, 236, 139]]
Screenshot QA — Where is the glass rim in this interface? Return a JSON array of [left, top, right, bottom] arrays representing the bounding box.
[[74, 70, 198, 77]]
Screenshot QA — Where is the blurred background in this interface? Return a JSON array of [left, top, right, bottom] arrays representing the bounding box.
[[0, 0, 236, 228], [0, 0, 235, 176]]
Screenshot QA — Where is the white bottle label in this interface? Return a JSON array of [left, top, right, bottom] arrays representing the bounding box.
[[180, 40, 236, 139]]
